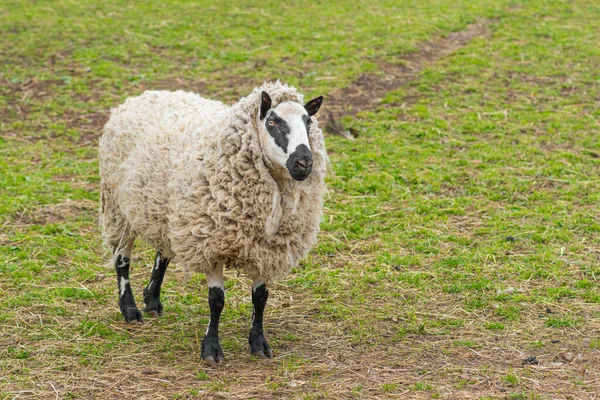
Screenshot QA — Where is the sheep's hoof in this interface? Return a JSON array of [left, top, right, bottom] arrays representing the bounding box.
[[144, 300, 163, 317], [121, 306, 143, 323], [249, 330, 273, 359], [145, 308, 161, 317], [201, 335, 224, 365]]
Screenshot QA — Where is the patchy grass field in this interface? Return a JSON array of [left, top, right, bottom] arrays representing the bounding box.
[[2, 0, 600, 398]]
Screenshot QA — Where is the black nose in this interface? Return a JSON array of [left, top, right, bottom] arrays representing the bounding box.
[[295, 157, 313, 170], [286, 144, 313, 181]]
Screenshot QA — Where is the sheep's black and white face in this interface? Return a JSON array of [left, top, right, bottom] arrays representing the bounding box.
[[257, 92, 323, 181]]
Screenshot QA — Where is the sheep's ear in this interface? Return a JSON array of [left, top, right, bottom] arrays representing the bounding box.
[[260, 91, 272, 120], [304, 96, 323, 116]]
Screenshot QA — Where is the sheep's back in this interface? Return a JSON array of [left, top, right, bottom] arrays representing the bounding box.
[[99, 90, 229, 252]]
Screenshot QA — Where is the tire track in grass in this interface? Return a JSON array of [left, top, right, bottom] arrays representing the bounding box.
[[322, 20, 492, 139]]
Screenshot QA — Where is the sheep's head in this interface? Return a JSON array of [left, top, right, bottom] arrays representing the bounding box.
[[256, 91, 323, 181]]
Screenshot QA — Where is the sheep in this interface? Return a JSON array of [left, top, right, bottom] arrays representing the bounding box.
[[99, 81, 327, 364]]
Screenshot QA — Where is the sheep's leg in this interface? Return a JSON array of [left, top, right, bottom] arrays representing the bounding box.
[[201, 262, 225, 365], [114, 243, 142, 323], [248, 279, 273, 359], [143, 251, 169, 316]]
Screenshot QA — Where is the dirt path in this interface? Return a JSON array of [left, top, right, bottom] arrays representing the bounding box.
[[322, 20, 491, 138]]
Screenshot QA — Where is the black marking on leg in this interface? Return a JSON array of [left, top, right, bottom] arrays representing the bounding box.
[[265, 112, 290, 153], [115, 253, 142, 323], [143, 252, 170, 317], [201, 286, 225, 365], [249, 284, 272, 359]]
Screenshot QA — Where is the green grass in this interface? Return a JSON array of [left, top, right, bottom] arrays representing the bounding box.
[[2, 0, 600, 398]]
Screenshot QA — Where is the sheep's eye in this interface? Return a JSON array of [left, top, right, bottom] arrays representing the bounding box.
[[268, 120, 277, 126], [307, 119, 312, 126]]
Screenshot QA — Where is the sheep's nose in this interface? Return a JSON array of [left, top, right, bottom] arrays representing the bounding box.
[[286, 144, 313, 181], [295, 157, 312, 170]]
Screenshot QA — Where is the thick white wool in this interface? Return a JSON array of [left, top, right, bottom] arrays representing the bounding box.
[[99, 82, 328, 282]]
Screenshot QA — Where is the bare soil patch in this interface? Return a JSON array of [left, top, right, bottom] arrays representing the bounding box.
[[8, 199, 97, 226], [145, 77, 208, 95], [2, 76, 65, 102]]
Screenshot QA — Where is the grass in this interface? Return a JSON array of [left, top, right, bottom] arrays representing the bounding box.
[[2, 0, 600, 398]]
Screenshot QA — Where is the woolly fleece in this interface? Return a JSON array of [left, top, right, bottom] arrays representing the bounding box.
[[99, 82, 328, 282]]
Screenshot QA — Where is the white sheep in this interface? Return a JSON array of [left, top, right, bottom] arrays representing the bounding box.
[[99, 81, 326, 364]]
